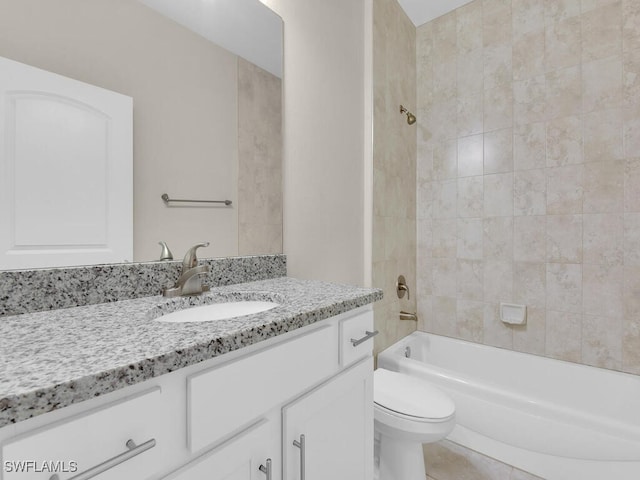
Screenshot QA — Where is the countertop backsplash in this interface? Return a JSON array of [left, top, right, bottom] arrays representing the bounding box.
[[0, 255, 287, 317]]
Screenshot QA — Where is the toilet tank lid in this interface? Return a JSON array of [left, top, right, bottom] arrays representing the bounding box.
[[374, 369, 455, 419]]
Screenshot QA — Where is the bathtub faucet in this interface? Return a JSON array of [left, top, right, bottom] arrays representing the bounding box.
[[396, 275, 410, 300]]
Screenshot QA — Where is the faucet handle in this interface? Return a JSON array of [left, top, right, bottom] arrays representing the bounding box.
[[182, 242, 210, 269], [158, 241, 173, 261]]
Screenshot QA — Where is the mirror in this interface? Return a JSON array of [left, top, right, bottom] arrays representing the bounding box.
[[0, 0, 283, 269]]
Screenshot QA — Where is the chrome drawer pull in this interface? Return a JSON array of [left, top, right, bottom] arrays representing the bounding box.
[[258, 458, 272, 480], [350, 330, 379, 347], [293, 434, 306, 480], [49, 438, 156, 480]]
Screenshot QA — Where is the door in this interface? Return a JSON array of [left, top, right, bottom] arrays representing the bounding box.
[[283, 358, 373, 480], [0, 55, 132, 269]]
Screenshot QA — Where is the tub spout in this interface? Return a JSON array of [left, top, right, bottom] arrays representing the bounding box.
[[399, 311, 417, 321]]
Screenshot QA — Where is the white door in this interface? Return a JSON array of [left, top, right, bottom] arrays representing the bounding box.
[[0, 55, 132, 269], [163, 420, 276, 480], [283, 358, 373, 480]]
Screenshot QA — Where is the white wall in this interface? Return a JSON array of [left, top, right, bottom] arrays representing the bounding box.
[[265, 0, 372, 286]]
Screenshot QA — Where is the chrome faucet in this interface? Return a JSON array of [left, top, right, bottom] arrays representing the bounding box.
[[162, 242, 211, 297]]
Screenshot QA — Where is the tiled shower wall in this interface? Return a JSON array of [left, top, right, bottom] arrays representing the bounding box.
[[372, 0, 417, 356], [237, 58, 283, 255], [416, 0, 640, 374]]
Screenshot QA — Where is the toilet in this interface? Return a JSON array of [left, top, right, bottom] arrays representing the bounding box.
[[374, 368, 456, 480]]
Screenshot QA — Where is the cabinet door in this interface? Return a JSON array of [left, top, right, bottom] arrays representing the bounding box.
[[163, 420, 276, 480], [283, 358, 373, 480]]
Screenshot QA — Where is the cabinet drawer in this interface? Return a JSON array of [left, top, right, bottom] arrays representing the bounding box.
[[1, 388, 162, 480], [188, 325, 338, 453], [339, 309, 375, 367]]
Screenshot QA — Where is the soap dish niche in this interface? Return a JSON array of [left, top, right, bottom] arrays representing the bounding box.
[[500, 303, 527, 325]]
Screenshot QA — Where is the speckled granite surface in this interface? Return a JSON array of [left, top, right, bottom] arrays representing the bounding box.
[[0, 255, 286, 317], [0, 277, 382, 427]]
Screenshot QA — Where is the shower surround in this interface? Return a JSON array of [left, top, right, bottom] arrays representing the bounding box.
[[416, 0, 640, 377]]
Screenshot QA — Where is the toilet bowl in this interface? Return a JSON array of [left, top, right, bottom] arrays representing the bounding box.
[[374, 368, 455, 480]]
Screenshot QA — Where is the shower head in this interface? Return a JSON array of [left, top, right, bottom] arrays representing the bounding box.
[[399, 105, 416, 125]]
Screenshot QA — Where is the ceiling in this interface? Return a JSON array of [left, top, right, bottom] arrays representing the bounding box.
[[397, 0, 475, 26], [139, 0, 282, 78]]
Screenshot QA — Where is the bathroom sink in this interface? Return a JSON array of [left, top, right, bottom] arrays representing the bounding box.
[[154, 300, 280, 323]]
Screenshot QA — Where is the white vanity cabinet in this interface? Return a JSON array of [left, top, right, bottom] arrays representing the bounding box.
[[283, 359, 373, 480], [0, 305, 374, 480]]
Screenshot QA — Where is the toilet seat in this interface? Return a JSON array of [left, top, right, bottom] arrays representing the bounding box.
[[374, 369, 455, 422]]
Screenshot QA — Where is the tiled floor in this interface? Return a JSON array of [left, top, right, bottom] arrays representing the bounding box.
[[424, 440, 544, 480]]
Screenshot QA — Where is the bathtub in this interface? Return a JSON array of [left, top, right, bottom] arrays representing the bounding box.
[[377, 332, 640, 480]]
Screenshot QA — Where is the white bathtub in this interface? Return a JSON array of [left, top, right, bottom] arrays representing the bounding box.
[[377, 332, 640, 480]]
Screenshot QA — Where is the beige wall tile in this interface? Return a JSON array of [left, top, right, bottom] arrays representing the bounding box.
[[457, 0, 484, 54], [546, 214, 583, 263], [581, 2, 622, 62], [514, 75, 546, 126], [583, 160, 625, 213], [458, 218, 484, 259], [484, 0, 513, 47], [433, 139, 458, 180], [433, 12, 457, 65], [458, 259, 485, 301], [624, 102, 640, 157], [458, 176, 485, 217], [433, 218, 457, 258], [457, 299, 486, 342], [514, 215, 547, 261], [484, 217, 514, 260], [484, 302, 515, 348], [458, 134, 485, 176], [513, 306, 547, 355], [513, 0, 545, 38], [484, 172, 514, 216], [458, 93, 485, 136], [433, 179, 458, 218], [434, 258, 458, 297], [514, 122, 546, 170], [625, 158, 640, 212], [432, 296, 458, 336], [484, 44, 513, 90], [513, 29, 545, 80], [546, 164, 583, 214], [545, 16, 582, 71], [458, 49, 485, 96], [623, 52, 640, 105], [623, 265, 640, 373], [544, 0, 581, 21], [582, 56, 623, 113], [583, 108, 624, 162], [583, 213, 624, 265], [546, 115, 583, 166], [484, 260, 514, 302], [514, 262, 547, 308], [546, 263, 583, 313], [624, 212, 640, 265], [485, 84, 514, 131], [623, 0, 640, 53], [545, 65, 582, 119], [484, 128, 514, 174], [583, 263, 624, 318], [545, 309, 582, 361], [514, 168, 547, 215], [582, 314, 623, 369]]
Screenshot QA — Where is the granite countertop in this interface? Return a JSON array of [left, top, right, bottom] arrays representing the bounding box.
[[0, 277, 382, 428]]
